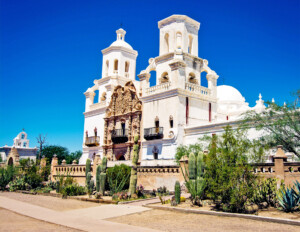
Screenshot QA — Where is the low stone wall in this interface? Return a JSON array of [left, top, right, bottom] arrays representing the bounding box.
[[51, 164, 92, 185], [137, 166, 184, 191], [255, 162, 300, 186]]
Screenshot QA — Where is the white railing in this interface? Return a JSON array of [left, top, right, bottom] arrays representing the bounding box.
[[185, 82, 211, 96], [145, 82, 171, 95]]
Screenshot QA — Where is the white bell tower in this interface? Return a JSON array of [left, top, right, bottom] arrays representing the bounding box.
[[158, 15, 200, 57], [101, 28, 138, 81]]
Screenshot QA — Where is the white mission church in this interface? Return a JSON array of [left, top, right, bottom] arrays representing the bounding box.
[[79, 15, 276, 170]]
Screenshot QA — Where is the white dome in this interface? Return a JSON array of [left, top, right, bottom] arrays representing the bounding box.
[[109, 28, 133, 50], [217, 85, 245, 103], [110, 40, 133, 50]]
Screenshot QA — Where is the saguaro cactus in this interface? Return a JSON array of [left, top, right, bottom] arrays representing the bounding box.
[[96, 165, 101, 192], [100, 173, 106, 195], [85, 158, 91, 177], [99, 157, 107, 195], [188, 153, 196, 180], [129, 135, 139, 195], [175, 181, 181, 204]]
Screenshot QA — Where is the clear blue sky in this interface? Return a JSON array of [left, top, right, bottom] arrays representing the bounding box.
[[0, 0, 299, 152]]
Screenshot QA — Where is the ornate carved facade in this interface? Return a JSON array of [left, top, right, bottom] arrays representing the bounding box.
[[102, 81, 142, 161]]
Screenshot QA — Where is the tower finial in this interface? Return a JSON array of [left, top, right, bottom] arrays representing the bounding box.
[[116, 28, 126, 41]]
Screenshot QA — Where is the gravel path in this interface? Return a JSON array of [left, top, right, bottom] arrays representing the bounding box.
[[0, 192, 98, 211], [0, 208, 81, 232], [108, 209, 299, 232]]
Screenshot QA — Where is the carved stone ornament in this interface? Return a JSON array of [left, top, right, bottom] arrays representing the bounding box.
[[105, 81, 142, 118]]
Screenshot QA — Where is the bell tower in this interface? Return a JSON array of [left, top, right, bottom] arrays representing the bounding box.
[[158, 15, 200, 57]]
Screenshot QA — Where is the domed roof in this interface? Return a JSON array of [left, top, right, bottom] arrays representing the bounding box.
[[109, 28, 133, 50], [217, 85, 245, 103], [110, 40, 133, 49]]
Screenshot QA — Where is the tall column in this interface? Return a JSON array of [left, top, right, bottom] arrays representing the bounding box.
[[169, 60, 186, 89], [138, 73, 150, 97]]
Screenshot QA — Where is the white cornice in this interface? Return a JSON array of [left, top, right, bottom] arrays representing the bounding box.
[[158, 15, 200, 30], [84, 107, 107, 118], [184, 120, 242, 136], [101, 46, 138, 56]]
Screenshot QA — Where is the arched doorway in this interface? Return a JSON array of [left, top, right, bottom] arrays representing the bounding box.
[[8, 157, 13, 166]]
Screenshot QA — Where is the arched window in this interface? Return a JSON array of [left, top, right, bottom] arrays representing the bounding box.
[[125, 61, 130, 73], [188, 72, 197, 84], [106, 60, 109, 75], [176, 32, 182, 49], [200, 71, 208, 88], [164, 33, 169, 53], [114, 59, 118, 73], [155, 116, 159, 129], [152, 146, 159, 160], [169, 116, 173, 128], [160, 72, 169, 84], [23, 142, 27, 147], [188, 35, 193, 54], [21, 133, 25, 139]]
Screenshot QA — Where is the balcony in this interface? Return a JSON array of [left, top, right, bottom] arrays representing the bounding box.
[[144, 127, 163, 140], [112, 129, 128, 144], [85, 136, 100, 147]]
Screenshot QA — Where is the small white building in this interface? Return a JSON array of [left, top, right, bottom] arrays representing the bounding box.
[[79, 15, 293, 188], [0, 130, 38, 163]]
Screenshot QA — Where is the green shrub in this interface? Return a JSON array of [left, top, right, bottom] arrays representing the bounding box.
[[61, 184, 86, 196], [9, 176, 30, 191], [0, 166, 16, 190], [25, 172, 42, 189], [106, 164, 131, 194], [203, 126, 260, 213], [251, 178, 278, 206]]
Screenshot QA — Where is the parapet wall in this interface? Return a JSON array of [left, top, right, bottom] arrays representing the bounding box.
[[51, 164, 93, 185]]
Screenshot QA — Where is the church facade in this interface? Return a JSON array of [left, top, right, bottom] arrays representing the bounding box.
[[79, 15, 272, 189]]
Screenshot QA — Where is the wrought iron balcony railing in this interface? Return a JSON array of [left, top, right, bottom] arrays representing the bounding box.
[[85, 136, 100, 147], [144, 127, 163, 140], [112, 129, 129, 144]]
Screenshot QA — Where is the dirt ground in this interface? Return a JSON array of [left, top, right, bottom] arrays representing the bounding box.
[[0, 208, 81, 232], [0, 192, 98, 211], [108, 209, 300, 232], [155, 200, 300, 221]]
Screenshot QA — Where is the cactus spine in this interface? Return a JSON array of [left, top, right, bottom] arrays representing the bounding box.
[[175, 181, 181, 204], [188, 153, 196, 180], [129, 135, 139, 195], [96, 165, 101, 192]]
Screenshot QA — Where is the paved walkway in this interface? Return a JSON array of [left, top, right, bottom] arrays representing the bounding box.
[[0, 196, 160, 232]]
